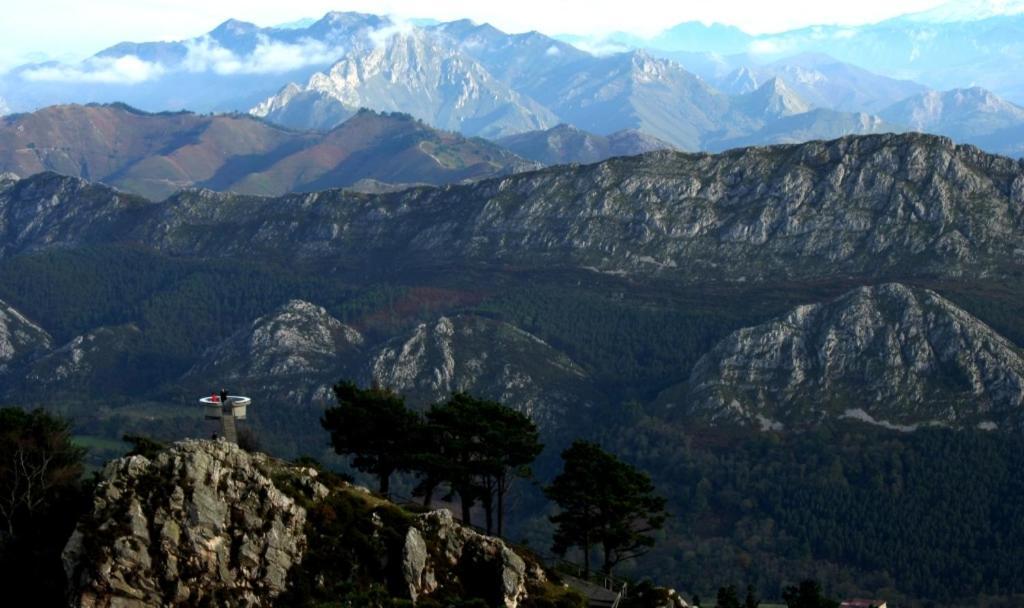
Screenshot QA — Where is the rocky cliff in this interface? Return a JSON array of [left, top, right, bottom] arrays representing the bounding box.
[[63, 440, 315, 607], [63, 440, 551, 608], [671, 283, 1024, 430]]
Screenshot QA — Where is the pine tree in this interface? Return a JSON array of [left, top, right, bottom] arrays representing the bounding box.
[[321, 381, 420, 496], [422, 393, 542, 534], [717, 585, 741, 608], [545, 440, 667, 576]]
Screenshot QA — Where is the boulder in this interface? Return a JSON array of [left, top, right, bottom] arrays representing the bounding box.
[[403, 509, 541, 608]]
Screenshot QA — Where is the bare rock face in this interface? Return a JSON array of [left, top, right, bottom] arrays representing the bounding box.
[[183, 299, 364, 404], [674, 283, 1024, 430], [371, 314, 598, 427], [190, 299, 363, 379], [63, 440, 320, 608], [402, 510, 540, 608], [0, 298, 51, 371], [251, 29, 556, 137]]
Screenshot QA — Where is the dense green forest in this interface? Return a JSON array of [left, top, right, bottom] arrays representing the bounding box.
[[597, 419, 1024, 605]]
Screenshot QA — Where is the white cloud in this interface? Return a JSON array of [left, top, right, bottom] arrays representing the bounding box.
[[0, 0, 964, 66], [21, 55, 165, 84], [545, 45, 562, 56], [182, 35, 345, 74], [367, 18, 417, 48], [566, 37, 632, 57], [748, 39, 795, 56], [18, 34, 346, 84]]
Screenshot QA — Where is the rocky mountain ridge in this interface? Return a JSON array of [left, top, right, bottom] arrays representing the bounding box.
[[2, 133, 1024, 440], [669, 283, 1024, 430], [1, 133, 1021, 283], [879, 87, 1024, 157], [370, 315, 598, 428], [714, 54, 930, 113], [251, 29, 557, 138], [5, 10, 1024, 157], [176, 302, 597, 430]]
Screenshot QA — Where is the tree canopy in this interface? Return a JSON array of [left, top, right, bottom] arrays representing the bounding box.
[[782, 580, 839, 608], [321, 381, 421, 496], [546, 440, 666, 576], [421, 392, 542, 534]]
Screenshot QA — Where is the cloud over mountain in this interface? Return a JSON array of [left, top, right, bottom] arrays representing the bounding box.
[[180, 35, 346, 75], [22, 55, 166, 84]]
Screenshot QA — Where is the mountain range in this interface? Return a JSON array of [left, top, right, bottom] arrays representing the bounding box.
[[2, 133, 1023, 432], [582, 4, 1024, 104], [1, 132, 1021, 279], [3, 131, 1024, 603], [0, 104, 535, 199], [4, 10, 1024, 157]]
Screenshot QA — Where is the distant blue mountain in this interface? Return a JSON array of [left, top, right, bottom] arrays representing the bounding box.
[[562, 6, 1024, 105], [2, 8, 1023, 157]]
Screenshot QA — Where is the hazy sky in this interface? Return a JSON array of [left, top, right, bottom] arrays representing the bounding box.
[[0, 0, 1008, 68]]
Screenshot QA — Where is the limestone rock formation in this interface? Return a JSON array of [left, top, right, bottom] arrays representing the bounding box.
[[5, 133, 1024, 283], [674, 283, 1024, 430], [183, 299, 363, 405], [0, 298, 51, 371], [402, 510, 541, 608], [371, 314, 598, 427], [63, 440, 319, 607], [62, 439, 548, 607]]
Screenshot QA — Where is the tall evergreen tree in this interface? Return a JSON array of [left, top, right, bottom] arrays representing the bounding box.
[[474, 397, 542, 536], [745, 585, 760, 608], [545, 440, 667, 576], [782, 580, 839, 608], [321, 381, 420, 496], [422, 392, 541, 534], [717, 586, 742, 608]]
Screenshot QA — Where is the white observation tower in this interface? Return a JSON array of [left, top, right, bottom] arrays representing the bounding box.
[[199, 389, 251, 444]]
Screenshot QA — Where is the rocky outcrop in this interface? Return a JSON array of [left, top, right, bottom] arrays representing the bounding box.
[[371, 314, 598, 426], [63, 439, 548, 608], [673, 283, 1024, 430], [0, 298, 51, 371], [63, 440, 319, 607], [402, 510, 541, 608]]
